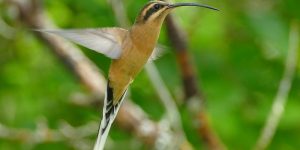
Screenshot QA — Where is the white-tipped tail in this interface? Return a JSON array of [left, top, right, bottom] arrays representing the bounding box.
[[93, 117, 113, 150], [93, 83, 128, 150]]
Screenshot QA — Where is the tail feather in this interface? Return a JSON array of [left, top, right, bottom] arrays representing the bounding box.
[[93, 82, 127, 150]]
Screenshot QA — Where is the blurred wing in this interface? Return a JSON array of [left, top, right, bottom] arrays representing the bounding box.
[[39, 28, 128, 59], [149, 44, 168, 61]]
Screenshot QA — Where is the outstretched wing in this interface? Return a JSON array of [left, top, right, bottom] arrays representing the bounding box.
[[39, 28, 128, 59], [94, 81, 128, 150]]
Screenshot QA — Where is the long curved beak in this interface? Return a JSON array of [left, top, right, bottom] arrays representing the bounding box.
[[168, 3, 219, 11]]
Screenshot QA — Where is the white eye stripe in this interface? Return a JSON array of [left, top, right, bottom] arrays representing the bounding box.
[[141, 2, 168, 21], [146, 6, 167, 21]]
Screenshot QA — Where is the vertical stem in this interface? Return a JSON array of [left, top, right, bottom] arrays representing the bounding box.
[[165, 15, 201, 99], [254, 21, 299, 150], [165, 14, 226, 150]]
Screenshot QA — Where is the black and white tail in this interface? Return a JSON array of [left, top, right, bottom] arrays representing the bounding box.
[[93, 82, 128, 150]]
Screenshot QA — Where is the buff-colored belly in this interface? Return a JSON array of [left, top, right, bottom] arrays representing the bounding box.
[[108, 48, 152, 104]]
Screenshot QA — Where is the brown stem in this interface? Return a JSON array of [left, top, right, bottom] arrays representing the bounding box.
[[165, 14, 226, 150], [165, 15, 201, 99]]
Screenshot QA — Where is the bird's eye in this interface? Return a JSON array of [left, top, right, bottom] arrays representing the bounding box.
[[153, 4, 161, 10]]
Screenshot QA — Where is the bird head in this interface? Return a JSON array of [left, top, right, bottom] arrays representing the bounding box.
[[135, 0, 219, 24]]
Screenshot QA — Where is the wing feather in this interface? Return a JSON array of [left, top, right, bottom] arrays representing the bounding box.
[[149, 44, 168, 61], [39, 28, 128, 59]]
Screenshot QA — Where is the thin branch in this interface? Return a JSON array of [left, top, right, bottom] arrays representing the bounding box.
[[254, 21, 299, 150], [107, 0, 130, 28], [5, 0, 162, 147], [145, 64, 183, 132], [0, 118, 97, 150], [164, 4, 226, 150], [165, 15, 200, 100], [165, 11, 226, 150], [145, 64, 189, 150]]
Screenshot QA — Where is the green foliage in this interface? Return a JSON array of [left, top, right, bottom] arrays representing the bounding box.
[[1, 0, 300, 149]]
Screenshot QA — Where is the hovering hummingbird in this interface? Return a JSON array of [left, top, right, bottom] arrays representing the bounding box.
[[40, 1, 218, 149]]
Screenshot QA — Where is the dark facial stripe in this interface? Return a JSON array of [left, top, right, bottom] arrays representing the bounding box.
[[143, 3, 165, 21]]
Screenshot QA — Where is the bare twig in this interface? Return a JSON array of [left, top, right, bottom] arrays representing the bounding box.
[[5, 0, 162, 147], [0, 118, 98, 150], [107, 0, 130, 28], [145, 64, 191, 150], [165, 15, 200, 99], [254, 21, 299, 150], [145, 64, 183, 133]]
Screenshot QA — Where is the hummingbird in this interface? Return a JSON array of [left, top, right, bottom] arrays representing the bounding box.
[[40, 1, 218, 149]]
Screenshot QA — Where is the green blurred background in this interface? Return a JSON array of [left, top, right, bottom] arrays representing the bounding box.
[[0, 0, 300, 149]]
